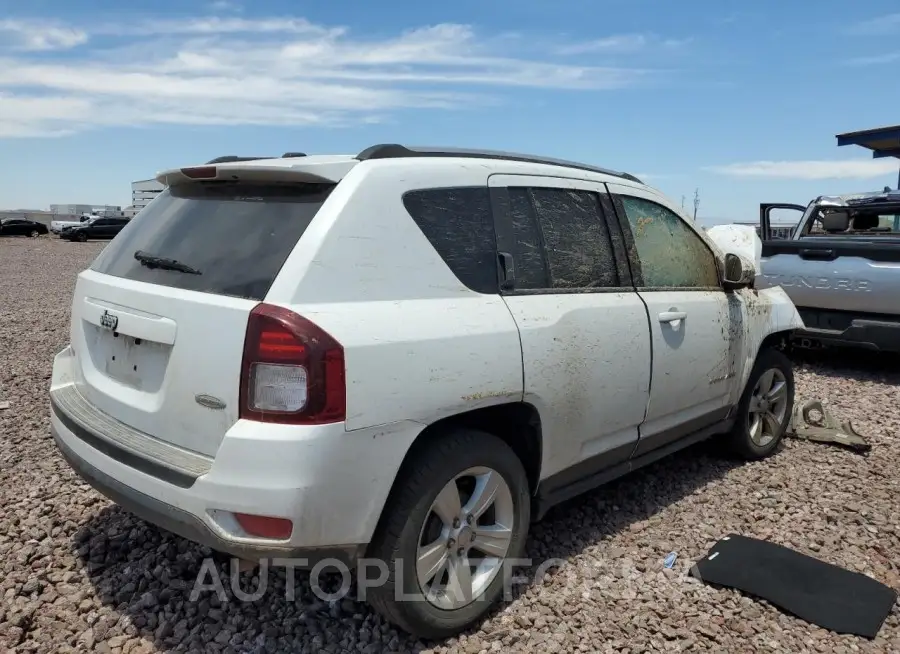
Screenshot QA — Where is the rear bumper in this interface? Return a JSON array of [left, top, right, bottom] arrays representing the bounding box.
[[50, 346, 422, 566], [794, 309, 900, 353], [52, 425, 364, 566]]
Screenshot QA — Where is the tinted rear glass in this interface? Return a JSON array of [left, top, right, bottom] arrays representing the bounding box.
[[402, 187, 498, 294], [91, 182, 334, 300]]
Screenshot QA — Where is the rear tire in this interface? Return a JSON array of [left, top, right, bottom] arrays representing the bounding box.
[[727, 347, 794, 460], [365, 429, 530, 639], [29, 230, 39, 238]]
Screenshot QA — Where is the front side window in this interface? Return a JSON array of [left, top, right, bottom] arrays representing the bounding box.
[[619, 196, 719, 288]]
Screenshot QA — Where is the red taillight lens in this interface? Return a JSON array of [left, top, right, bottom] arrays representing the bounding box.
[[258, 329, 306, 360], [180, 166, 217, 179], [234, 513, 293, 539], [239, 303, 346, 425]]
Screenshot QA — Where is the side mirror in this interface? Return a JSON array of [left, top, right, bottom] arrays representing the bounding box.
[[723, 252, 755, 290]]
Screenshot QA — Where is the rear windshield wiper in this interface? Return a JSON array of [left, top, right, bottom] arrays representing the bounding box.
[[134, 250, 202, 275]]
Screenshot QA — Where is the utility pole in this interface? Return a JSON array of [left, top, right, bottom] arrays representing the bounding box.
[[681, 195, 686, 210], [693, 188, 700, 222]]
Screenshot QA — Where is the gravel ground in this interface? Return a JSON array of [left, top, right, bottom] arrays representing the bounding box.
[[1, 236, 899, 653]]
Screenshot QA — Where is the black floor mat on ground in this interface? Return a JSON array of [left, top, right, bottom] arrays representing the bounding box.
[[690, 534, 897, 639]]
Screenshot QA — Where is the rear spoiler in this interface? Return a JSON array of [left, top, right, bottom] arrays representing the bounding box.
[[156, 160, 357, 187]]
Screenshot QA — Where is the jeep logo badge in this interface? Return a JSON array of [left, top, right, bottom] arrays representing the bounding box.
[[100, 310, 119, 331]]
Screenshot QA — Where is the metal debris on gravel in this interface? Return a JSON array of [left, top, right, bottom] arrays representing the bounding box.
[[1, 237, 899, 653]]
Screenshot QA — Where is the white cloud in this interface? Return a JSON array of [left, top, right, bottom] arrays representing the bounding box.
[[0, 17, 666, 138], [0, 19, 88, 51], [845, 51, 900, 66], [209, 0, 242, 12], [108, 17, 340, 38], [557, 33, 690, 56], [706, 159, 899, 180], [846, 13, 900, 35]]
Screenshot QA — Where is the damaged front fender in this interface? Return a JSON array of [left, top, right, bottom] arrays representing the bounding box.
[[729, 285, 806, 408]]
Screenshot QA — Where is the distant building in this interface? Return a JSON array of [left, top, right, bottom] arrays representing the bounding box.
[[131, 179, 166, 215], [50, 204, 123, 217]]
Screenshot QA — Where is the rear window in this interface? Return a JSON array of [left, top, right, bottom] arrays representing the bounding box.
[[91, 182, 335, 300]]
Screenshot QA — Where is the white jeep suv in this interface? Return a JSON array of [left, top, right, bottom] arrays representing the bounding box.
[[50, 145, 803, 638]]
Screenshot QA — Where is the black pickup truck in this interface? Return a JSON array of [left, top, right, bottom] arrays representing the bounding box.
[[756, 189, 900, 353], [61, 217, 130, 242]]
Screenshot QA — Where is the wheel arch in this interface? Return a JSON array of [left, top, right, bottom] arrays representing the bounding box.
[[367, 402, 543, 548], [407, 402, 542, 494]]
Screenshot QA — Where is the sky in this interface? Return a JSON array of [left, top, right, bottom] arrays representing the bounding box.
[[1, 0, 900, 225]]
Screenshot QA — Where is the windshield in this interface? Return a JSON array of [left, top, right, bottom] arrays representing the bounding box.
[[90, 181, 335, 300]]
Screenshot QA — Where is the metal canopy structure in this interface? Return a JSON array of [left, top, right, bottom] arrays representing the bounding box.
[[836, 124, 900, 188]]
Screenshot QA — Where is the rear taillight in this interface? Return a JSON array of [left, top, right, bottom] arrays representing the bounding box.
[[239, 303, 346, 425]]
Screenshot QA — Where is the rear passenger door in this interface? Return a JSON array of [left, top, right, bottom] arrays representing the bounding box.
[[606, 183, 736, 457], [488, 174, 652, 494]]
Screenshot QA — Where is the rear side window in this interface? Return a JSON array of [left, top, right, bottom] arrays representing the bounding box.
[[402, 187, 499, 294], [91, 182, 335, 300], [507, 188, 550, 289], [525, 187, 620, 289]]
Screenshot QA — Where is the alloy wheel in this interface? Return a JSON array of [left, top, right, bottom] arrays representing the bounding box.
[[415, 466, 515, 610], [747, 368, 788, 447]]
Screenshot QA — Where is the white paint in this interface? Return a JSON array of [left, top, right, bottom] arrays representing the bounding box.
[[728, 286, 805, 408], [635, 290, 734, 436], [707, 224, 763, 273], [52, 350, 421, 548], [70, 270, 259, 457], [50, 151, 806, 562]]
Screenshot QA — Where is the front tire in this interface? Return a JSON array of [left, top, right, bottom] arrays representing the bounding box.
[[727, 347, 794, 460], [75, 232, 87, 242], [366, 429, 530, 639], [29, 229, 40, 238]]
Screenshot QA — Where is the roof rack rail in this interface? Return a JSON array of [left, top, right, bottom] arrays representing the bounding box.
[[355, 144, 642, 183], [282, 152, 307, 158], [205, 155, 271, 164]]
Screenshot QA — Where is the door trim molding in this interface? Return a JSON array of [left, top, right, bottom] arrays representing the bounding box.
[[533, 405, 735, 520]]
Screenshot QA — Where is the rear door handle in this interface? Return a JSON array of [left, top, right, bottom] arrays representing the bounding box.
[[498, 252, 515, 291], [799, 248, 836, 261], [658, 311, 687, 324]]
